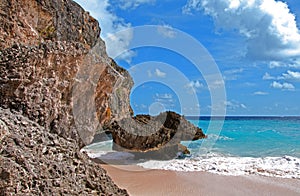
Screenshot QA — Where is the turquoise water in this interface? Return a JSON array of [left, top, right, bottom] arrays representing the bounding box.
[[186, 117, 300, 158]]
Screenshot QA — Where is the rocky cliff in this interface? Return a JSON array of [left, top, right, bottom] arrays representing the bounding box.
[[0, 0, 129, 194], [0, 0, 133, 147]]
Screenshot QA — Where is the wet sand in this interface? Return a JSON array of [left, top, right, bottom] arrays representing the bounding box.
[[102, 164, 300, 196]]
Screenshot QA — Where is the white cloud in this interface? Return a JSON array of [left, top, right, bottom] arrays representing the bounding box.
[[264, 70, 300, 82], [113, 0, 155, 10], [185, 80, 205, 95], [187, 80, 204, 89], [183, 0, 300, 61], [254, 91, 269, 95], [155, 68, 166, 78], [157, 25, 177, 38], [282, 70, 300, 81], [105, 31, 135, 63], [270, 81, 295, 91], [182, 0, 202, 14], [74, 0, 137, 63], [269, 60, 300, 69], [147, 68, 167, 78], [269, 61, 283, 69]]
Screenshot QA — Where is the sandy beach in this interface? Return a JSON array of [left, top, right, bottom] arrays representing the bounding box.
[[102, 164, 300, 196]]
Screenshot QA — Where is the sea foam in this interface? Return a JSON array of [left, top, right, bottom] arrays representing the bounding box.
[[83, 141, 300, 179], [138, 155, 300, 179]]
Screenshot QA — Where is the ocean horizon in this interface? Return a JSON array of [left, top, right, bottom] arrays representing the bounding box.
[[185, 116, 300, 120]]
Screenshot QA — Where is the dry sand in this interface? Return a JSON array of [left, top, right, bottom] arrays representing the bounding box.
[[102, 164, 300, 196]]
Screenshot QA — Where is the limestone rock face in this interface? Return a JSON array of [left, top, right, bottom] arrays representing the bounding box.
[[0, 108, 128, 195], [0, 0, 133, 146], [0, 0, 129, 194], [0, 0, 100, 50]]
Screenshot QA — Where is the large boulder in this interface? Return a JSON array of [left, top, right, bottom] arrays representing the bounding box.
[[108, 111, 206, 160]]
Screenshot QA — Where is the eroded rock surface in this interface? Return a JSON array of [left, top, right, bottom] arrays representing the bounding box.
[[0, 0, 129, 195], [0, 0, 100, 50], [0, 0, 133, 146], [0, 108, 128, 195], [108, 111, 206, 160]]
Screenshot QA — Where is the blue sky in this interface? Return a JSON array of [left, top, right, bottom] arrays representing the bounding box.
[[74, 0, 300, 116]]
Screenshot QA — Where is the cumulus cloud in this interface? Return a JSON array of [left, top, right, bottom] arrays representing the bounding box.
[[74, 0, 150, 63], [269, 61, 300, 69], [183, 0, 300, 61], [155, 68, 166, 78], [147, 68, 167, 78], [270, 81, 295, 91], [282, 70, 300, 81], [187, 80, 204, 89], [185, 80, 205, 95], [157, 24, 177, 38], [263, 70, 300, 82]]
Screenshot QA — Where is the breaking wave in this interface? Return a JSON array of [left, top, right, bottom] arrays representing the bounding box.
[[138, 155, 300, 179]]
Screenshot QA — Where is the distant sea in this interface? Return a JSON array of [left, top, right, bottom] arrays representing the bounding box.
[[186, 116, 300, 158], [83, 116, 300, 179]]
